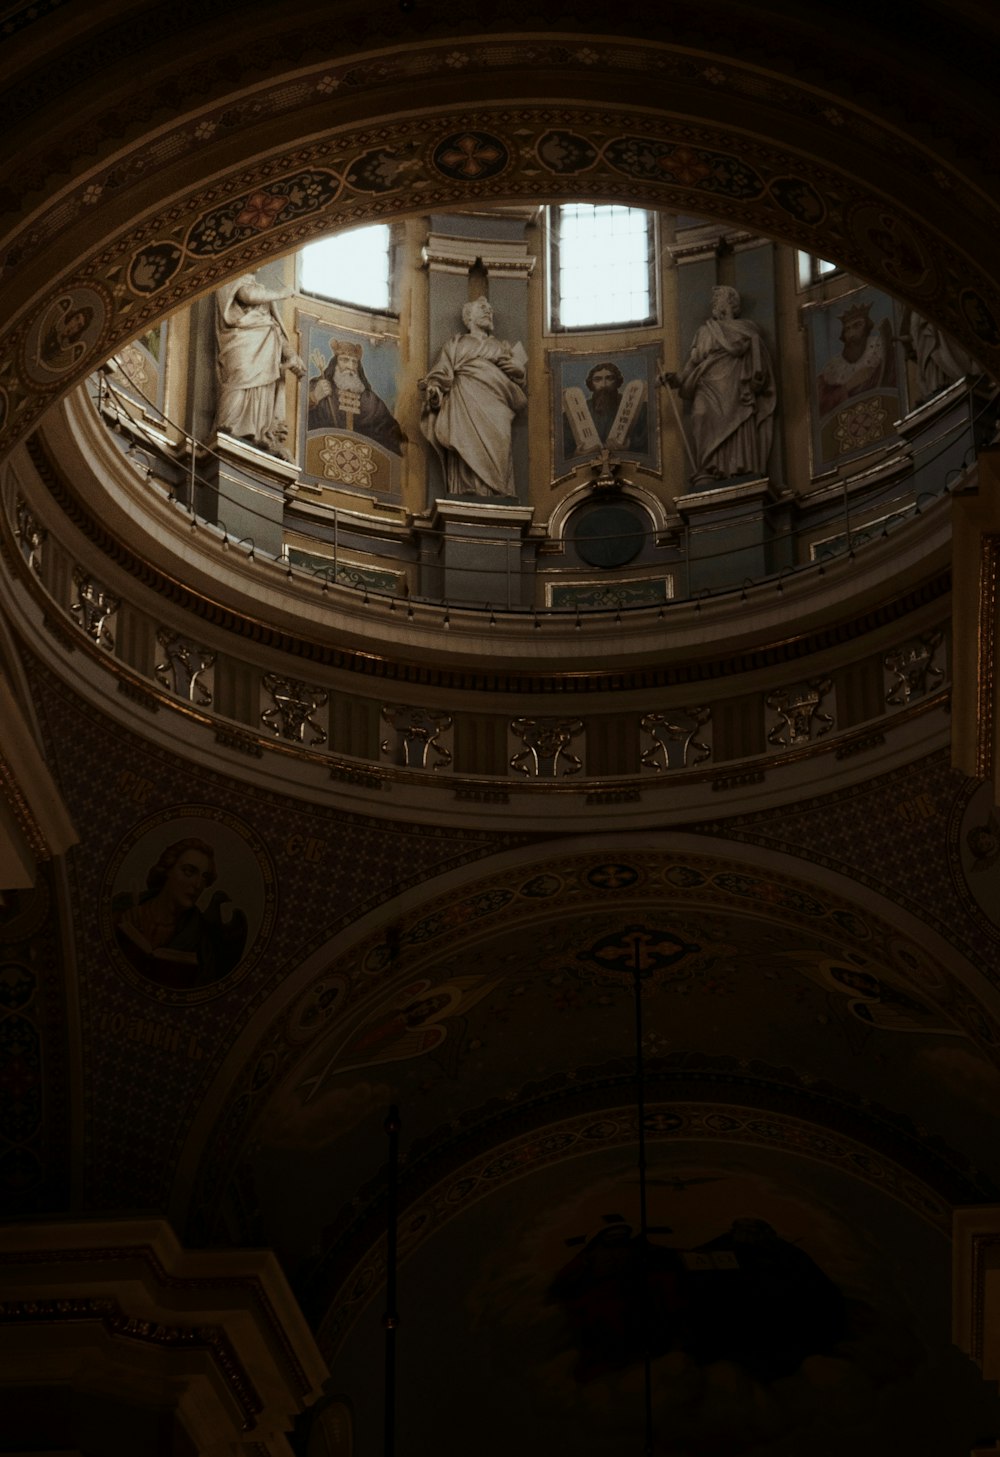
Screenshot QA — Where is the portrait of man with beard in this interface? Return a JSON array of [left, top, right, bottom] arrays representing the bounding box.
[[563, 359, 649, 460], [307, 339, 406, 456]]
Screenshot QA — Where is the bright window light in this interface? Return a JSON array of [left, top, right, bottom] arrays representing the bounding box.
[[550, 205, 655, 330], [797, 250, 839, 288], [300, 225, 391, 312]]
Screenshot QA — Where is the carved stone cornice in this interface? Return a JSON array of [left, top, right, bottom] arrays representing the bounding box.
[[0, 1220, 328, 1456]]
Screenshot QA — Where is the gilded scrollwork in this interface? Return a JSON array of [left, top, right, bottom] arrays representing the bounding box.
[[14, 497, 46, 575], [640, 707, 712, 771], [261, 673, 328, 745], [884, 629, 945, 706], [765, 679, 834, 748], [71, 568, 119, 650], [510, 716, 584, 777], [155, 629, 216, 707], [380, 705, 453, 770]]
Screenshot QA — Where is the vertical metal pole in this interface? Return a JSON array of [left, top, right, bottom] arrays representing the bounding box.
[[632, 948, 653, 1457], [383, 1105, 400, 1457]]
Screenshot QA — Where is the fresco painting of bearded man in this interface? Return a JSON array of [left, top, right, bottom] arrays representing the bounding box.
[[551, 344, 660, 477], [805, 284, 904, 472]]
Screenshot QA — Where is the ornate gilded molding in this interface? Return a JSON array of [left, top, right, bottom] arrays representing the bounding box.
[[0, 1295, 262, 1428], [510, 716, 584, 777], [0, 1238, 316, 1400], [978, 534, 999, 781], [640, 707, 711, 770], [0, 744, 52, 862]]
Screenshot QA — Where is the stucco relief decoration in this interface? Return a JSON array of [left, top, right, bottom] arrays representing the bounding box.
[[765, 679, 834, 748], [509, 717, 584, 777], [22, 285, 108, 386], [14, 498, 45, 575], [884, 630, 945, 706], [155, 630, 215, 708], [70, 569, 119, 650], [99, 807, 275, 1002], [261, 673, 329, 746], [640, 708, 712, 771], [380, 706, 453, 771]]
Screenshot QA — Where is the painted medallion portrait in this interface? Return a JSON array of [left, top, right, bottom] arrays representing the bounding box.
[[24, 286, 108, 385], [101, 807, 275, 1001]]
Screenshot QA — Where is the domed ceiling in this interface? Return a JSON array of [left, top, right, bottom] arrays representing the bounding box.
[[5, 6, 1000, 1457]]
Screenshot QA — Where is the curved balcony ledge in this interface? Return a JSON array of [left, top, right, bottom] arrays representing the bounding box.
[[25, 386, 953, 685]]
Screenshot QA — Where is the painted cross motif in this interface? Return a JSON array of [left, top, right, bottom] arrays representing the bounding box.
[[432, 131, 508, 180]]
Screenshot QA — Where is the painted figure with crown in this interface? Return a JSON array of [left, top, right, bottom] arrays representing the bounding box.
[[307, 337, 406, 455]]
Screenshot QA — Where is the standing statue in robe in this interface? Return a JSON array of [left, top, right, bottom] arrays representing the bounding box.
[[899, 308, 978, 405], [215, 273, 305, 458], [661, 285, 776, 488], [419, 297, 527, 498]]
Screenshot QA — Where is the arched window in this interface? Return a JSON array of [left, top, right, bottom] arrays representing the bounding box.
[[299, 224, 393, 312], [548, 204, 657, 331]]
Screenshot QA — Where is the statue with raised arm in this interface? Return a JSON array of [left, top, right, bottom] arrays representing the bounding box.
[[419, 297, 527, 498], [215, 272, 305, 458], [661, 285, 776, 488]]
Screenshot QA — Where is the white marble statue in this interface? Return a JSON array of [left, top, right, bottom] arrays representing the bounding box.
[[900, 308, 978, 404], [215, 273, 305, 458], [662, 285, 776, 488], [419, 297, 527, 497]]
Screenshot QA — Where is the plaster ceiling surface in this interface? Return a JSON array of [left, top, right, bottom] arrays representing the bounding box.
[[329, 1141, 1000, 1456]]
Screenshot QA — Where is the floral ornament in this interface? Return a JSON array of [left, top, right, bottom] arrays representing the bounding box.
[[234, 190, 288, 231], [193, 120, 217, 141], [834, 398, 887, 453], [316, 75, 341, 94], [319, 436, 377, 488]]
